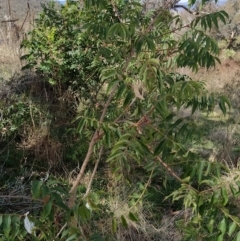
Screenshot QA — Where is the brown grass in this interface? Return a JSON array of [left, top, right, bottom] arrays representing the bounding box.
[[18, 125, 64, 171], [178, 57, 240, 93]]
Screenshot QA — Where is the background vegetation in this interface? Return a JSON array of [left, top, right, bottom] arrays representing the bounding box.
[[1, 0, 240, 240]]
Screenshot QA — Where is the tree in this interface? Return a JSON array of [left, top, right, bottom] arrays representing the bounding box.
[[6, 0, 240, 240]]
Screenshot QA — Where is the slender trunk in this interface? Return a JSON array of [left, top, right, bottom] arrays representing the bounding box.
[[68, 84, 118, 207]]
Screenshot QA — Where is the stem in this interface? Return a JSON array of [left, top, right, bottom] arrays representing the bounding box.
[[156, 155, 182, 183], [0, 195, 40, 200], [83, 146, 104, 198], [219, 207, 240, 227], [130, 168, 154, 210], [68, 84, 118, 207], [55, 223, 67, 239], [156, 155, 199, 193]]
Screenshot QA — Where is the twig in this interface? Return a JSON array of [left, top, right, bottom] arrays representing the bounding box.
[[83, 146, 104, 198], [0, 195, 39, 200], [20, 3, 30, 32], [1, 19, 18, 23], [55, 223, 67, 239], [7, 0, 12, 20], [130, 168, 154, 210], [174, 5, 196, 15], [155, 156, 182, 183]]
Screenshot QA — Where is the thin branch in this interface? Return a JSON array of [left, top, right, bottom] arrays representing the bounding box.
[[155, 155, 199, 194], [55, 223, 67, 239], [0, 195, 40, 201], [174, 4, 196, 15], [68, 83, 118, 208], [110, 0, 121, 23], [1, 19, 18, 23], [130, 168, 154, 210], [83, 146, 104, 198], [155, 156, 182, 183], [20, 3, 30, 32]]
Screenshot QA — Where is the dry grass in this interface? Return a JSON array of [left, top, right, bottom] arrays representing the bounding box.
[[19, 125, 64, 171], [178, 57, 240, 93], [99, 183, 183, 241]]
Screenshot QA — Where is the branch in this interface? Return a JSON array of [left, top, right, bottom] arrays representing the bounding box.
[[1, 19, 18, 23], [174, 4, 195, 14], [0, 195, 40, 201], [68, 84, 118, 208], [156, 156, 182, 183], [83, 146, 104, 198]]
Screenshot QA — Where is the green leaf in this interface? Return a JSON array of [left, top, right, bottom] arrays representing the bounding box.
[[218, 218, 226, 235], [154, 139, 168, 156], [77, 118, 86, 134], [211, 190, 220, 204], [204, 162, 212, 176], [121, 215, 128, 227], [232, 216, 240, 224], [181, 176, 190, 183], [116, 83, 126, 100], [48, 78, 56, 85], [156, 100, 169, 118], [200, 179, 214, 186], [42, 185, 50, 197], [66, 233, 79, 241], [43, 197, 53, 218], [78, 204, 91, 222], [207, 219, 215, 233], [146, 36, 156, 52], [31, 180, 42, 198], [123, 90, 134, 108], [230, 184, 238, 196], [169, 118, 183, 130], [228, 221, 237, 237], [217, 234, 224, 241], [3, 215, 11, 238], [235, 231, 240, 241], [128, 212, 138, 222], [112, 217, 117, 233], [107, 23, 129, 40], [197, 161, 205, 183], [100, 69, 118, 81], [221, 187, 229, 206], [138, 140, 150, 155], [55, 200, 70, 212], [11, 215, 20, 239], [219, 96, 230, 115], [212, 13, 219, 29], [103, 125, 111, 147], [90, 233, 105, 241]]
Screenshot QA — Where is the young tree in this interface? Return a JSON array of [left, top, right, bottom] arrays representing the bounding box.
[[13, 0, 240, 240]]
